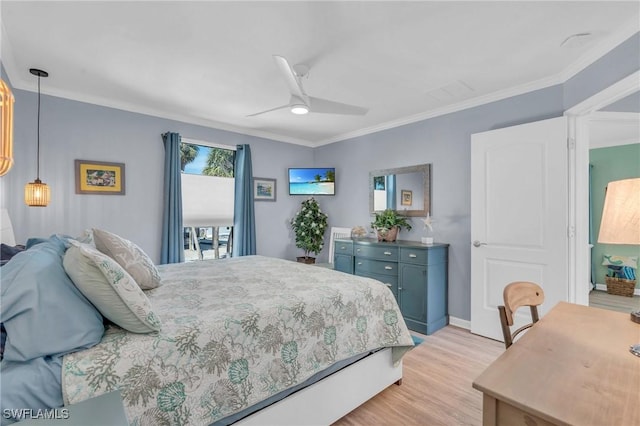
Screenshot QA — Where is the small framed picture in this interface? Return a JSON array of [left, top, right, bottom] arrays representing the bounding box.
[[401, 189, 412, 206], [75, 160, 125, 195], [254, 177, 277, 202]]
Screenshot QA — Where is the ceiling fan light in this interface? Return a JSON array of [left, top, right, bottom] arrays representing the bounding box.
[[291, 104, 309, 115]]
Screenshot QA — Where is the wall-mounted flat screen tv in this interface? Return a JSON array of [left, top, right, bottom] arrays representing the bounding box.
[[288, 168, 335, 195]]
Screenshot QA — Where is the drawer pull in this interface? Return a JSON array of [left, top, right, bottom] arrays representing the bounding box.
[[340, 246, 346, 250], [357, 262, 363, 265], [384, 266, 393, 270], [384, 251, 392, 256], [385, 283, 392, 288], [409, 253, 417, 258], [356, 248, 361, 252]]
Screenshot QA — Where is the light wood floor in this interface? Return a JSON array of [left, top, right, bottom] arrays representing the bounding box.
[[589, 289, 640, 313], [332, 326, 504, 426]]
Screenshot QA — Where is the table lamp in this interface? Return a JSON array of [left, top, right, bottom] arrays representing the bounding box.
[[597, 178, 640, 356]]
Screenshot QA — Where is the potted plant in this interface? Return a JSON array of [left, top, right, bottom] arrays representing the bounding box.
[[371, 209, 412, 242], [290, 197, 328, 264]]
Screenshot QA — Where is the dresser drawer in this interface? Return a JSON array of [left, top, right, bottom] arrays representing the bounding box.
[[354, 244, 398, 261], [357, 272, 398, 296], [355, 258, 397, 276], [334, 240, 353, 255], [399, 247, 428, 265]]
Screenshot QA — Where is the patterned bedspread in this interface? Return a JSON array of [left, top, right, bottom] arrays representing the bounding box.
[[62, 256, 414, 425]]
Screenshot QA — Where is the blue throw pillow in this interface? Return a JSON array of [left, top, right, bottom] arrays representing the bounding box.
[[0, 235, 104, 362]]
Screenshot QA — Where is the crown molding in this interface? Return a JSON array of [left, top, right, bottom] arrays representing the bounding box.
[[318, 22, 640, 146], [317, 73, 563, 146], [4, 14, 637, 149], [559, 17, 640, 82]]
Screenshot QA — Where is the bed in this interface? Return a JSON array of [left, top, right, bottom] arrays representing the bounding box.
[[1, 232, 414, 425]]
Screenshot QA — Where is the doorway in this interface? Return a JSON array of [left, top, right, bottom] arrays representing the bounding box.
[[566, 70, 640, 308]]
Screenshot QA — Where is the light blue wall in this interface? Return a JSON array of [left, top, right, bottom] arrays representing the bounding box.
[[563, 32, 640, 109], [1, 88, 314, 262], [2, 32, 637, 322], [313, 86, 564, 321], [315, 31, 639, 321], [590, 144, 640, 287]]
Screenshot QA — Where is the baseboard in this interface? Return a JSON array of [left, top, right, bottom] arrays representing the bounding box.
[[594, 283, 640, 296], [448, 316, 470, 330]]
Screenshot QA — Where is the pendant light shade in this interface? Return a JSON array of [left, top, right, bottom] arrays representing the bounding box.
[[24, 179, 51, 207], [0, 78, 14, 176], [25, 68, 50, 207]]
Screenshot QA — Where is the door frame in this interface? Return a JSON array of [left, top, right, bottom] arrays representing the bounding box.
[[565, 70, 639, 306]]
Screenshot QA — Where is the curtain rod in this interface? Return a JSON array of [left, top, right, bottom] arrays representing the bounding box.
[[181, 137, 237, 151]]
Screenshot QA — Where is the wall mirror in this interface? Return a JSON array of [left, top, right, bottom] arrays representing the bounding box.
[[369, 164, 431, 217]]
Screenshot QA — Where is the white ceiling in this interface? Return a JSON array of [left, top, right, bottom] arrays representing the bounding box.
[[1, 1, 639, 147]]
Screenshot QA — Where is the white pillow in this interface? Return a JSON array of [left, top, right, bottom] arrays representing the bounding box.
[[74, 228, 95, 246], [63, 241, 162, 333], [92, 228, 161, 290]]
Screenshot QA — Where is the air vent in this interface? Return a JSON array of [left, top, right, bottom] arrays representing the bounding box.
[[424, 80, 474, 102]]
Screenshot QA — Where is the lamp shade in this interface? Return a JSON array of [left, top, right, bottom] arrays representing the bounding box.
[[597, 177, 640, 245], [0, 78, 14, 176], [25, 179, 51, 207]]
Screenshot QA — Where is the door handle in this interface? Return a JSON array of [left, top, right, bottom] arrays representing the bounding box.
[[473, 240, 487, 247]]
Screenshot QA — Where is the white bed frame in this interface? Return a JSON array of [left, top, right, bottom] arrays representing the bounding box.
[[237, 348, 402, 425]]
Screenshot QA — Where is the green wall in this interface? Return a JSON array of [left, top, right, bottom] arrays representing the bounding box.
[[590, 143, 640, 288]]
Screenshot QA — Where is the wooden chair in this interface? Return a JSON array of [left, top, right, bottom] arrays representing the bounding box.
[[498, 281, 545, 349]]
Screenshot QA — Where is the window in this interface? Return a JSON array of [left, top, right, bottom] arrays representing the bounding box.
[[180, 140, 235, 261]]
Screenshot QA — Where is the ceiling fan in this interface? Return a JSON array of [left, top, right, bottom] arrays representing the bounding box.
[[247, 55, 368, 117]]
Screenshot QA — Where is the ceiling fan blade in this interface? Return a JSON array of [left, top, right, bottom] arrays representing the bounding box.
[[246, 104, 290, 117], [273, 55, 307, 100], [308, 96, 368, 115]]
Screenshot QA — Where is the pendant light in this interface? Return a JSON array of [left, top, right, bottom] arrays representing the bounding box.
[[0, 78, 15, 176], [24, 68, 50, 207]]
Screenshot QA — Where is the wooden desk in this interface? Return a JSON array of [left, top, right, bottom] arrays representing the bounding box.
[[473, 302, 640, 426]]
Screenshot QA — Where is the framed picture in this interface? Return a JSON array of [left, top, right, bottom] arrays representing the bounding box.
[[401, 189, 412, 206], [253, 177, 277, 201], [75, 159, 125, 195]]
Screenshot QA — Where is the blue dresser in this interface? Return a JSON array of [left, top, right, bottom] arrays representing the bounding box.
[[334, 238, 449, 335]]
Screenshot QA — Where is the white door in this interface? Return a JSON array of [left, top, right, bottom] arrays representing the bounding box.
[[470, 117, 569, 341]]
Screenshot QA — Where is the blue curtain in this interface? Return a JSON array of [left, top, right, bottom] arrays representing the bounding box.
[[232, 144, 256, 256], [160, 132, 184, 264], [589, 163, 595, 288], [386, 174, 397, 210]]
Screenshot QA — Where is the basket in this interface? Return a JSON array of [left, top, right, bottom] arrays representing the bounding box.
[[605, 277, 636, 297]]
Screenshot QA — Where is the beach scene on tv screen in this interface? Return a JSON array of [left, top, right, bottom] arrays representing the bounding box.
[[289, 168, 335, 195]]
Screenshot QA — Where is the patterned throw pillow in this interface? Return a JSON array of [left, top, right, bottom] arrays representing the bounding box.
[[64, 241, 162, 333], [92, 228, 161, 290]]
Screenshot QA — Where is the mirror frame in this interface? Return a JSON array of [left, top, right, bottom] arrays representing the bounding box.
[[369, 164, 431, 217]]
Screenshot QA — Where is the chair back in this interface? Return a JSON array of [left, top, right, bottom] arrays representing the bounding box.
[[498, 281, 544, 348], [328, 227, 352, 264]]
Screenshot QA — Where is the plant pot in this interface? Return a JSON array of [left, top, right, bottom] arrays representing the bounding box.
[[377, 226, 398, 242], [296, 256, 316, 264]]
